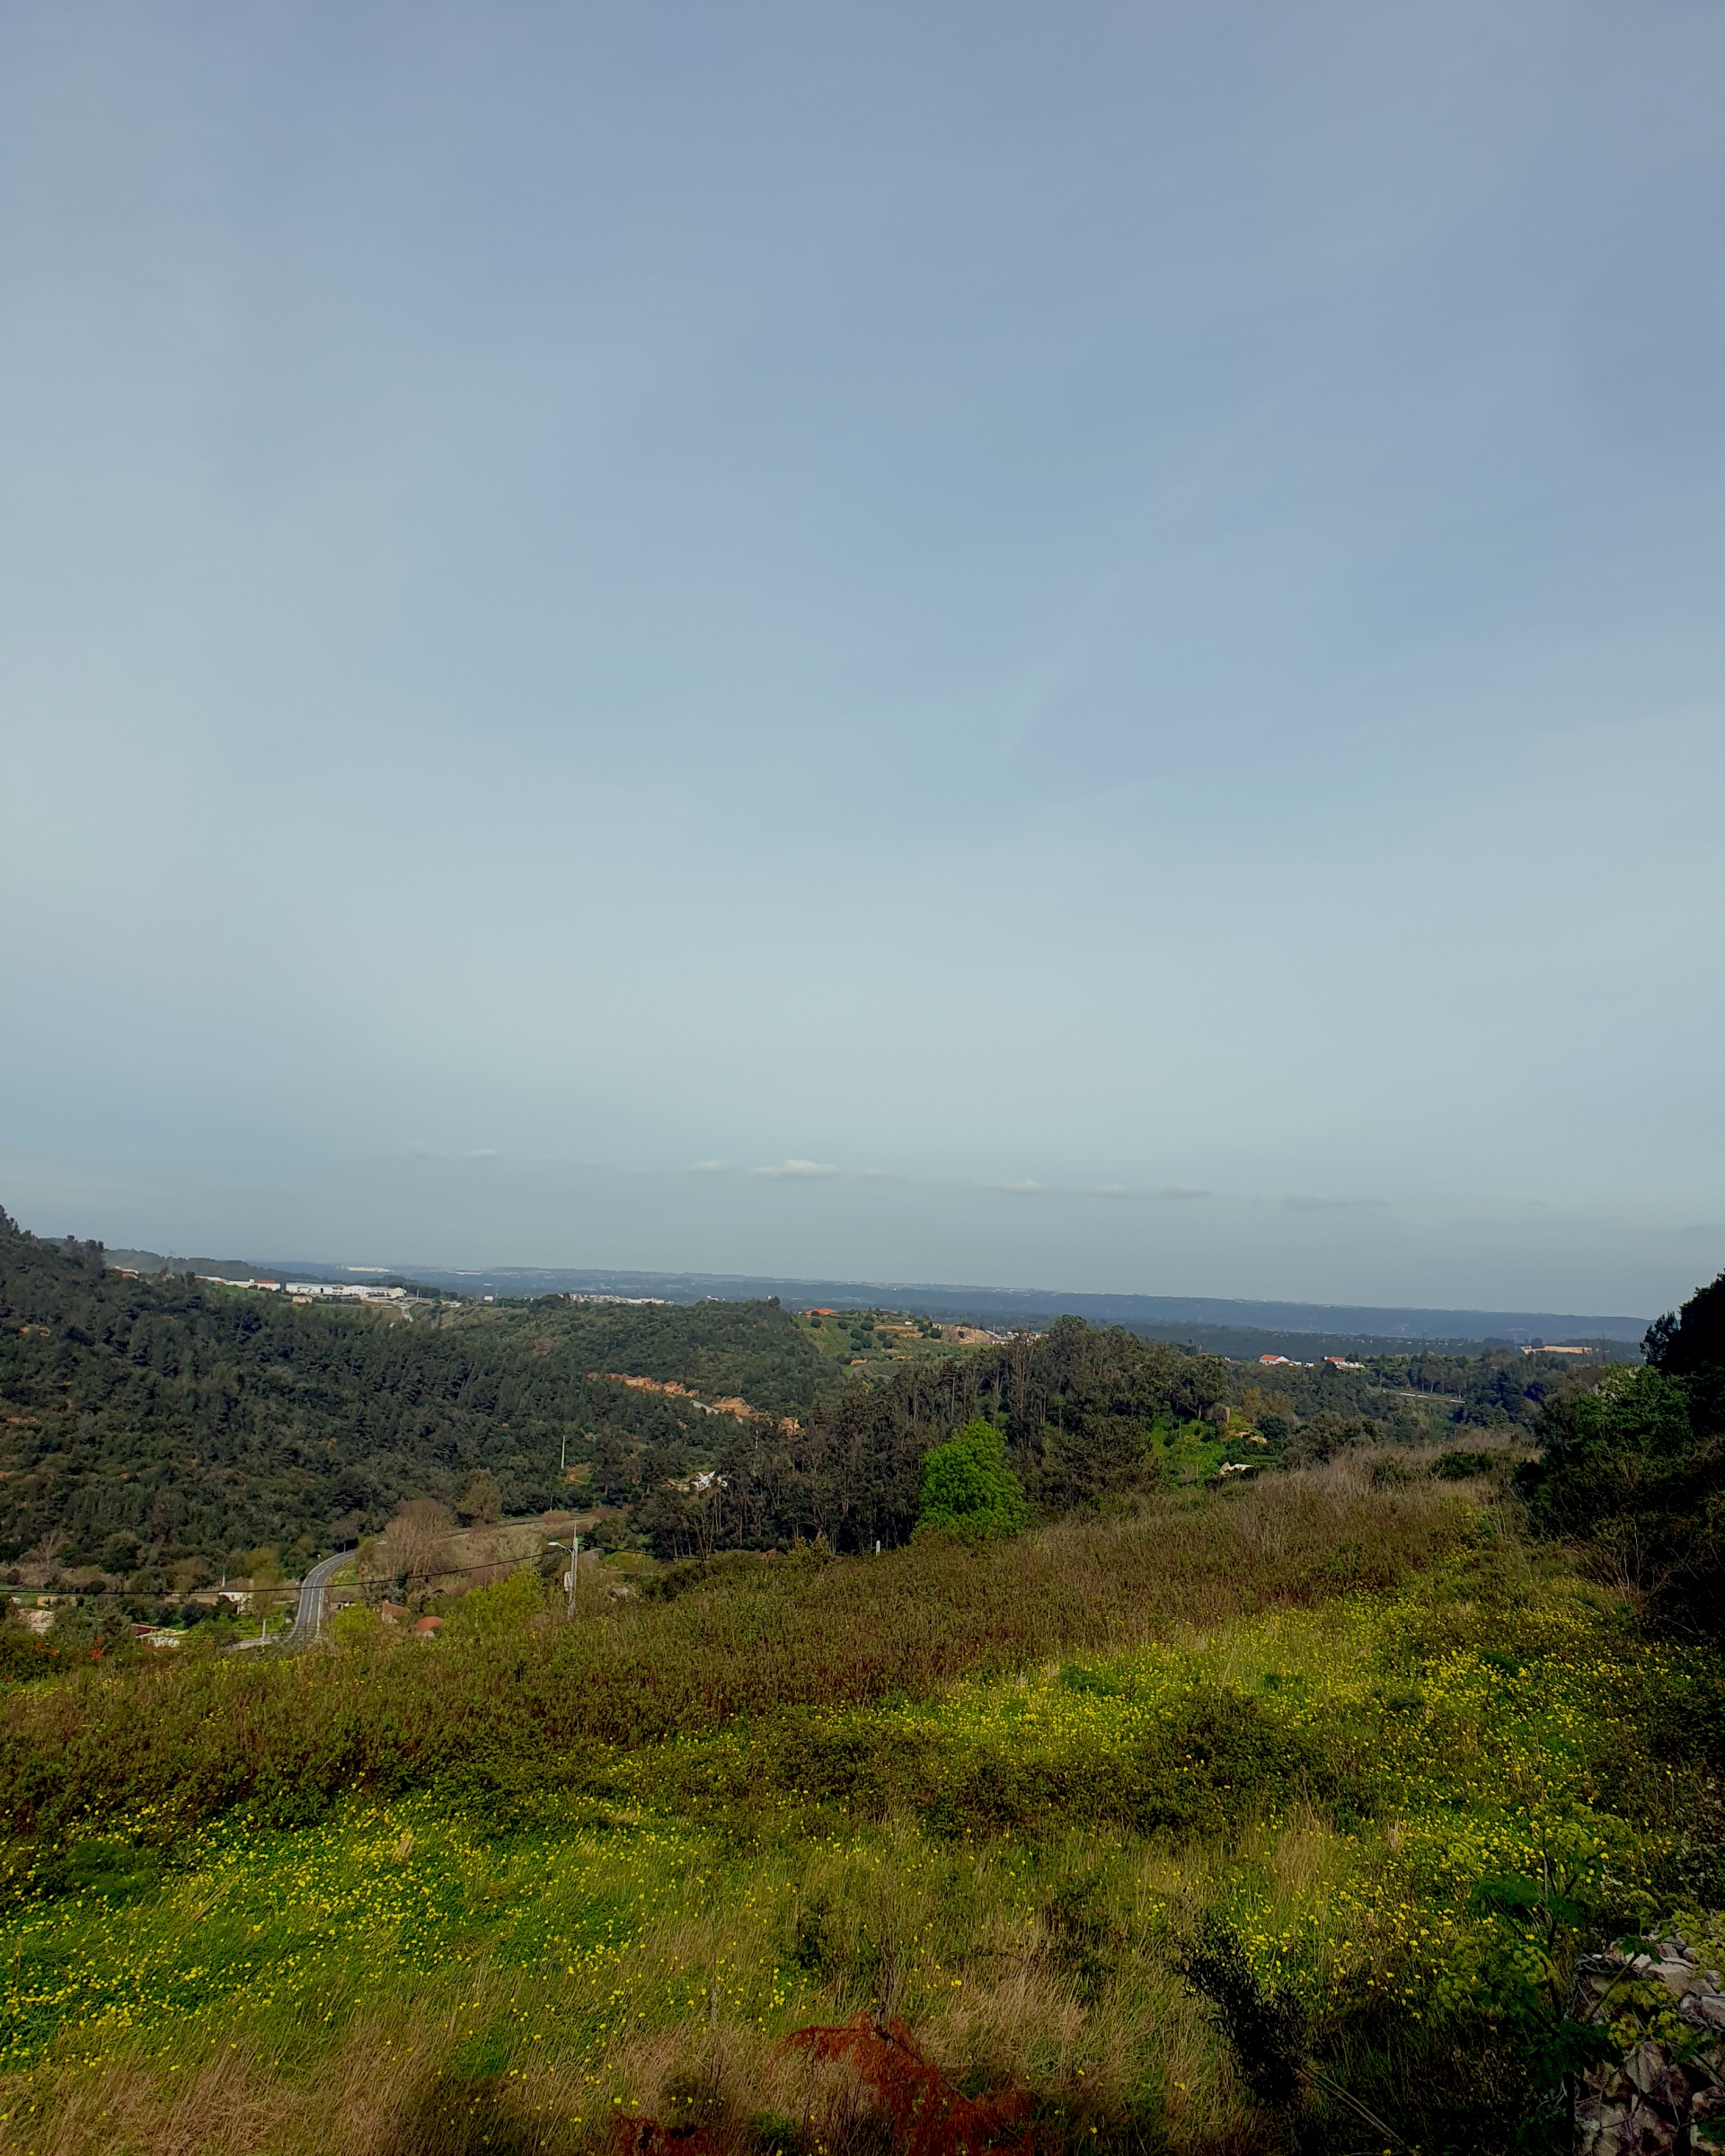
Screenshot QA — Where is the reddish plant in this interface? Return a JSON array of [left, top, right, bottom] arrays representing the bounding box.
[[612, 2119, 724, 2156], [782, 2015, 1036, 2156]]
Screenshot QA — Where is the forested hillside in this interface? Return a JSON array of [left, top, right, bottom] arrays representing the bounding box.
[[636, 1316, 1438, 1556], [611, 1320, 1252, 1558], [1215, 1341, 1593, 1439], [0, 1207, 1246, 1576], [0, 1209, 830, 1577], [5, 1198, 1673, 1587]]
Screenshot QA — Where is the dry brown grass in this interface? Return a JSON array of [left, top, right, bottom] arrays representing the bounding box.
[[0, 2047, 288, 2156]]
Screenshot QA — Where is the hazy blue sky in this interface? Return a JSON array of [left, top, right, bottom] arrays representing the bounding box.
[[4, 0, 1723, 1313]]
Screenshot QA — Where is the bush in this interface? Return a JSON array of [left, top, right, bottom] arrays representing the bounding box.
[[1519, 1361, 1725, 1634], [1432, 1448, 1512, 1480], [1178, 1910, 1307, 2104], [0, 1476, 1477, 1848], [917, 1421, 1030, 1543], [1110, 1685, 1330, 1840], [1285, 1413, 1383, 1467], [0, 1625, 64, 1685], [329, 1603, 384, 1649], [437, 1568, 546, 1643], [48, 1597, 139, 1662]]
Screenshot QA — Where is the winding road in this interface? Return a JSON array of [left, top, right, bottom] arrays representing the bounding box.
[[288, 1549, 350, 1647]]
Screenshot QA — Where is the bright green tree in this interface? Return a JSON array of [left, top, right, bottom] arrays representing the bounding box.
[[917, 1419, 1030, 1542]]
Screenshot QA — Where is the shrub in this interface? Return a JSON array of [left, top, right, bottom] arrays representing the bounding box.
[[1432, 1447, 1511, 1480], [437, 1568, 545, 1642], [918, 1422, 1029, 1543], [0, 1475, 1476, 1848], [1520, 1361, 1725, 1633], [1285, 1413, 1382, 1467], [1041, 1868, 1122, 2002], [329, 1603, 383, 1649], [1177, 1910, 1307, 2105], [782, 2015, 1035, 2156], [1110, 1685, 1329, 1841], [0, 1626, 63, 1685]]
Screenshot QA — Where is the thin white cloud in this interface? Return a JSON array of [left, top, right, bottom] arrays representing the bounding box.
[[986, 1178, 1210, 1201], [1282, 1194, 1387, 1213], [659, 1159, 1208, 1199]]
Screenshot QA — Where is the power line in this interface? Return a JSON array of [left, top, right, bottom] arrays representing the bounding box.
[[11, 1540, 576, 1607]]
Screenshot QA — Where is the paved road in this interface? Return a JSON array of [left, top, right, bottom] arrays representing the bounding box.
[[288, 1549, 350, 1647]]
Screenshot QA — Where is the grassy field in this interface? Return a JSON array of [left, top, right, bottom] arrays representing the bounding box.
[[1, 1463, 1721, 2156]]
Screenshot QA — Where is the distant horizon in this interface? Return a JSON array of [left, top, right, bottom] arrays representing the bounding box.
[[5, 1154, 1714, 1320], [89, 1230, 1656, 1344]]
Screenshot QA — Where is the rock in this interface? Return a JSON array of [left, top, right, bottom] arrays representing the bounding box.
[[1574, 1931, 1725, 2154], [1623, 2040, 1690, 2106]]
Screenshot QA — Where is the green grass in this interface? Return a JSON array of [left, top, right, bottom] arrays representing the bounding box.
[[791, 1312, 969, 1382], [1, 1466, 1721, 2156]]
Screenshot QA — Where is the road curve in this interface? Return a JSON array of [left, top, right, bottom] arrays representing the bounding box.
[[288, 1550, 350, 1647]]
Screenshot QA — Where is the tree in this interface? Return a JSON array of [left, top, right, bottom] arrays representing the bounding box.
[[1257, 1406, 1297, 1451], [1644, 1268, 1725, 1434], [1520, 1356, 1725, 1632], [456, 1470, 501, 1525], [363, 1500, 456, 1601], [917, 1421, 1029, 1543]]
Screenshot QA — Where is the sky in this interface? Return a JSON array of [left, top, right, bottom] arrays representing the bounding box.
[[3, 0, 1723, 1316]]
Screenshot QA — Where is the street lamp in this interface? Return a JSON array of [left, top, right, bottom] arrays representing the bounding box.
[[546, 1535, 579, 1620]]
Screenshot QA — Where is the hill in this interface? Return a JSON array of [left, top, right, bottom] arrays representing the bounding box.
[[0, 1209, 832, 1578], [3, 1202, 1620, 1587]]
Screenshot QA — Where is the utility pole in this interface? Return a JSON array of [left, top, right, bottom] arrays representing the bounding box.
[[548, 1536, 579, 1620]]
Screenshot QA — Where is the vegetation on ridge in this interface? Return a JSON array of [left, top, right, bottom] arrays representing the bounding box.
[[0, 1465, 1721, 2154]]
